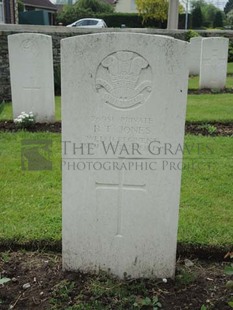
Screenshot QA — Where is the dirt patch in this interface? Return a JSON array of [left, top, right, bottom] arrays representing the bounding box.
[[0, 251, 232, 310], [185, 122, 233, 136], [188, 88, 233, 95], [0, 121, 61, 133], [0, 121, 232, 136]]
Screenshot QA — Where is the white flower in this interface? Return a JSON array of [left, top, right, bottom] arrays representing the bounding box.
[[162, 278, 167, 283]]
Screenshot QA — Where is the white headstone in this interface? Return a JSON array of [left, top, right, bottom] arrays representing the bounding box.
[[199, 37, 229, 89], [62, 33, 189, 279], [8, 33, 55, 122], [189, 37, 202, 76]]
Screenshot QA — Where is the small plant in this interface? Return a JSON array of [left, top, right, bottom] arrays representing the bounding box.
[[198, 124, 217, 135], [0, 277, 11, 285], [200, 305, 207, 310], [1, 252, 10, 263], [14, 111, 36, 129], [224, 260, 233, 307], [133, 296, 162, 309], [185, 30, 200, 41], [50, 280, 75, 306], [224, 263, 233, 276], [176, 268, 197, 286], [211, 88, 221, 94]]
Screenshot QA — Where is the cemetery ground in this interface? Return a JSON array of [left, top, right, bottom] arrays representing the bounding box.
[[0, 73, 233, 309]]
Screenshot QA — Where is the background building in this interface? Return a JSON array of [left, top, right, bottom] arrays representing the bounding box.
[[0, 0, 18, 24]]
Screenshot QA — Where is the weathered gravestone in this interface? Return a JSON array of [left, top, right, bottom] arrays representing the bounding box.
[[8, 33, 55, 122], [199, 37, 229, 89], [189, 37, 202, 76], [62, 33, 189, 279]]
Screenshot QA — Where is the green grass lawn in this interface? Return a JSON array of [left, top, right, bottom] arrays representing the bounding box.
[[0, 96, 62, 121], [1, 94, 232, 123], [0, 132, 232, 246], [189, 75, 233, 89], [228, 62, 233, 75], [0, 132, 61, 242], [186, 94, 233, 122]]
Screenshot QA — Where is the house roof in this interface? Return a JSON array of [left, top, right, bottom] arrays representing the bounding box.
[[23, 0, 57, 11]]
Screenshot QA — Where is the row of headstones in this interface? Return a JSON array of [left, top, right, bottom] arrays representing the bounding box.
[[8, 34, 230, 124], [189, 37, 229, 89], [6, 32, 229, 279]]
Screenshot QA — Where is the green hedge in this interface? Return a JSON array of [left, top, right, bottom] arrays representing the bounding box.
[[56, 12, 167, 28], [95, 13, 166, 28], [56, 10, 191, 29]]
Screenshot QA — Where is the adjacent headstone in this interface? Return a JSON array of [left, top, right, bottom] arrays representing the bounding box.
[[62, 33, 189, 279], [199, 37, 229, 89], [189, 37, 202, 76], [8, 33, 55, 122]]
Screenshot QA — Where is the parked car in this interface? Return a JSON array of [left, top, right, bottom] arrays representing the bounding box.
[[67, 18, 107, 28]]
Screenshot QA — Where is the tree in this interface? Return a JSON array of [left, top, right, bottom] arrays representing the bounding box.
[[136, 0, 169, 23], [192, 6, 203, 28], [213, 11, 223, 28], [56, 0, 113, 25], [224, 0, 233, 14], [75, 0, 114, 13], [191, 0, 222, 28], [226, 9, 233, 26]]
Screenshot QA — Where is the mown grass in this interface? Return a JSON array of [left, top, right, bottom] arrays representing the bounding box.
[[1, 94, 233, 123], [228, 62, 233, 75], [0, 132, 61, 241], [189, 75, 233, 89], [186, 94, 233, 122], [0, 97, 61, 121], [0, 132, 232, 246]]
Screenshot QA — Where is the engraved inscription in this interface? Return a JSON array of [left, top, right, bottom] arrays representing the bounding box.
[[96, 170, 146, 237], [96, 51, 152, 110]]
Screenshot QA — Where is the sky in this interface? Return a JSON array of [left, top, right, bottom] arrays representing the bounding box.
[[205, 0, 228, 10]]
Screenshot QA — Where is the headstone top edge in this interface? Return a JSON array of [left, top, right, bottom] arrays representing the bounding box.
[[60, 32, 188, 46], [190, 36, 203, 41], [202, 37, 229, 41], [8, 33, 52, 41]]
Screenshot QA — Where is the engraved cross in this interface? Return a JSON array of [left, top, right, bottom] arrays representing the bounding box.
[[23, 77, 41, 97], [96, 171, 146, 237]]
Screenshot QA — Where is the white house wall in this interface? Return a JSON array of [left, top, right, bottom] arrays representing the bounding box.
[[115, 0, 137, 13]]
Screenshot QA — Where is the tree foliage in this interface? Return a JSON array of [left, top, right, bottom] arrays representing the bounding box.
[[17, 0, 24, 12], [213, 11, 223, 28], [226, 9, 233, 26], [224, 0, 233, 14], [56, 0, 113, 25], [192, 6, 203, 28], [191, 0, 224, 28], [75, 0, 114, 13], [135, 0, 169, 22]]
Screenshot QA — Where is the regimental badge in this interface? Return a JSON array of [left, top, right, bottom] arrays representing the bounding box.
[[96, 51, 152, 110]]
